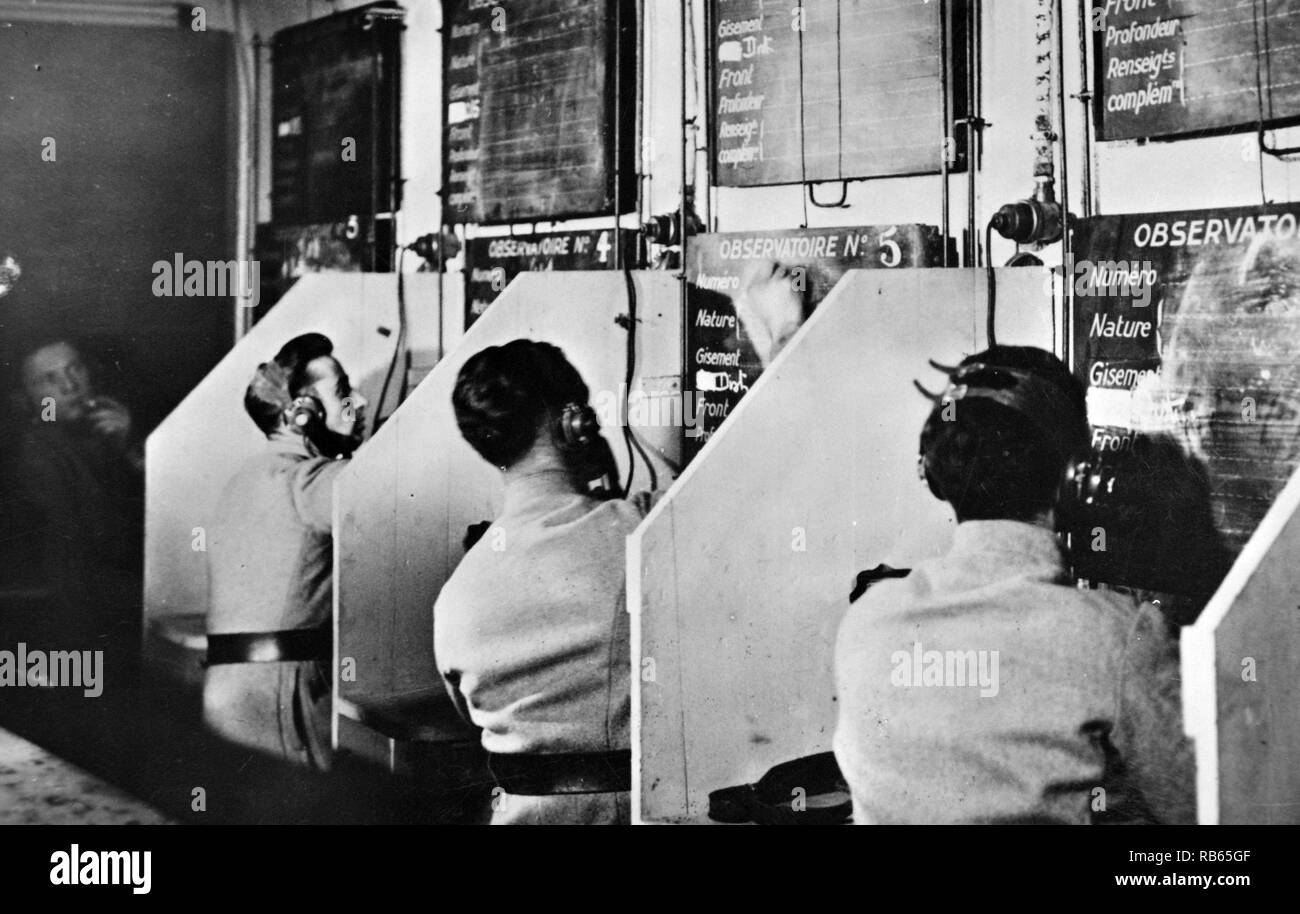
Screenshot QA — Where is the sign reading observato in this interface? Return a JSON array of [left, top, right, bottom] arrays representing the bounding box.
[[464, 229, 638, 328], [1094, 0, 1300, 141], [1070, 204, 1300, 592], [686, 225, 949, 456]]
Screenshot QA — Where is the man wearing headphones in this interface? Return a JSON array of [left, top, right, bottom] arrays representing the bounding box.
[[435, 339, 646, 824], [203, 332, 367, 769], [833, 345, 1194, 824]]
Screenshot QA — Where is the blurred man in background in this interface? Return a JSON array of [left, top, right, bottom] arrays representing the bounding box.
[[4, 335, 144, 653]]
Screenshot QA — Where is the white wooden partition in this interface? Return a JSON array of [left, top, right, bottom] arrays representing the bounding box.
[[333, 271, 682, 742], [144, 274, 447, 634], [1184, 463, 1300, 824], [631, 268, 1056, 823]]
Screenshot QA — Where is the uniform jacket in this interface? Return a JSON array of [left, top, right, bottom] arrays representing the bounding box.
[[434, 468, 645, 823], [833, 519, 1196, 825], [206, 432, 345, 635], [203, 432, 346, 769]]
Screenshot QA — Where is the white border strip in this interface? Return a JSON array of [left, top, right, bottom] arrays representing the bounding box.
[[1182, 460, 1300, 824]]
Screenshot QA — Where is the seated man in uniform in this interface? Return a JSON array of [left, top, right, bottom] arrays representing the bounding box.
[[833, 345, 1194, 824], [203, 332, 366, 769], [434, 340, 648, 824], [7, 335, 144, 649]]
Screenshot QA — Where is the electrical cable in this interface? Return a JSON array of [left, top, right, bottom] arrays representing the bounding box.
[[687, 0, 702, 187], [794, 2, 852, 213], [1253, 0, 1300, 163], [621, 266, 658, 496], [836, 0, 843, 179], [621, 265, 637, 496], [985, 221, 997, 348], [795, 0, 809, 227], [1259, 139, 1268, 206], [376, 245, 408, 428]]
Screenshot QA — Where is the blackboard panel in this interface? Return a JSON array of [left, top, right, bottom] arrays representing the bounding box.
[[684, 225, 949, 455], [1094, 0, 1300, 142], [710, 0, 966, 187], [271, 2, 403, 226], [1069, 204, 1300, 595], [271, 40, 308, 223], [443, 0, 635, 225]]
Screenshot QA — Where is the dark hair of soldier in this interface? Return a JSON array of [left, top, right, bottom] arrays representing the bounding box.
[[452, 339, 592, 471], [243, 332, 335, 437], [919, 345, 1089, 523]]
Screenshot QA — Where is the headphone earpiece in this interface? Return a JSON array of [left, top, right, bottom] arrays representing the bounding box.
[[556, 402, 600, 452], [287, 395, 325, 431], [918, 451, 944, 501]]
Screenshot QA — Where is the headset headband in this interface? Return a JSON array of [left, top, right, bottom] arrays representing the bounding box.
[[915, 359, 1089, 461]]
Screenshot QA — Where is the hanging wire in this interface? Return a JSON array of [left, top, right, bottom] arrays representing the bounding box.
[[796, 0, 809, 227], [621, 267, 658, 495], [375, 245, 408, 428], [985, 222, 997, 348], [1253, 0, 1300, 165], [809, 182, 850, 208], [797, 1, 851, 213], [836, 0, 843, 179]]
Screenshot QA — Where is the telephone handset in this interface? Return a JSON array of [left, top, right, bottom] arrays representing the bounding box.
[[1055, 455, 1118, 535], [577, 433, 621, 501], [556, 402, 620, 500], [1055, 444, 1230, 604]]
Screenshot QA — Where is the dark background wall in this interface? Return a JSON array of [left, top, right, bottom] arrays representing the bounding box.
[[0, 21, 235, 431]]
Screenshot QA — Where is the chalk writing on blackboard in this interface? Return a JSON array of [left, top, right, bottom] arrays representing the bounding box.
[[709, 0, 968, 187], [443, 0, 635, 225], [1095, 0, 1300, 141], [1070, 204, 1300, 595], [685, 225, 949, 457]]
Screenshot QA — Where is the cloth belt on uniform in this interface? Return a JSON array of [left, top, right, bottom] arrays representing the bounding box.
[[487, 749, 631, 796], [204, 627, 332, 666]]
